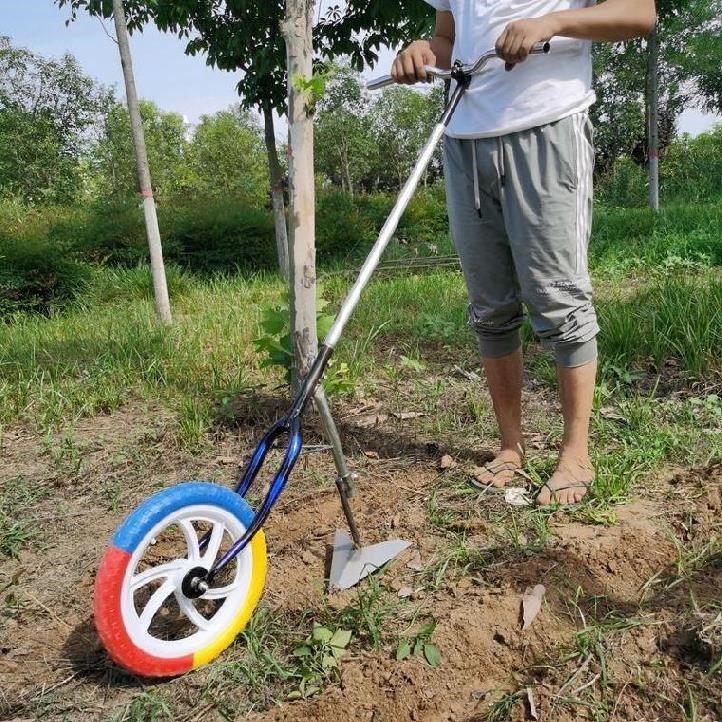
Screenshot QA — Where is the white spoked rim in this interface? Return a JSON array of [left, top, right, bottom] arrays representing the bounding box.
[[120, 504, 253, 658]]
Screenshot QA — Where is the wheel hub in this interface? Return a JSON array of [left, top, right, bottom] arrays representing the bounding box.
[[180, 566, 210, 599]]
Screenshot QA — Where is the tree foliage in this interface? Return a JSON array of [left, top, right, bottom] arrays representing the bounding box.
[[314, 65, 444, 194], [55, 0, 434, 115], [369, 84, 444, 190], [591, 0, 722, 173], [0, 36, 112, 203], [189, 108, 269, 205], [90, 101, 270, 204], [92, 100, 190, 200], [315, 66, 374, 195]]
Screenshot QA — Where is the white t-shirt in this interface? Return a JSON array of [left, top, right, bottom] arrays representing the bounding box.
[[425, 0, 596, 138]]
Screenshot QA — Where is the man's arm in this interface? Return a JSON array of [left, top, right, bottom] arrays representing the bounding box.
[[497, 0, 656, 65], [391, 11, 454, 85]]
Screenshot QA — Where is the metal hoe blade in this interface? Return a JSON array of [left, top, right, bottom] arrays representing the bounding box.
[[329, 529, 411, 591]]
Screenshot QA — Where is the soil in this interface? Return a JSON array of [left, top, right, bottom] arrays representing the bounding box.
[[1, 400, 721, 722]]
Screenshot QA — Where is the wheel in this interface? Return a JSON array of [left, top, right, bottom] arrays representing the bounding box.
[[94, 482, 266, 677]]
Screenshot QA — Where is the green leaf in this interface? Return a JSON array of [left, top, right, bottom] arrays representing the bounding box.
[[316, 312, 336, 339], [400, 355, 427, 372], [396, 641, 411, 661], [292, 644, 312, 657], [312, 625, 334, 643], [423, 643, 441, 667], [413, 638, 424, 657], [417, 621, 436, 639], [261, 307, 288, 335], [287, 689, 303, 700], [330, 644, 348, 660], [321, 653, 338, 670], [330, 629, 352, 649]]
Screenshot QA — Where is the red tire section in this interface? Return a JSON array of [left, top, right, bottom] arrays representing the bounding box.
[[93, 545, 193, 677]]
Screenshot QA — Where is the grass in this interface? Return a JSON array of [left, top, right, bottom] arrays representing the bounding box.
[[195, 583, 408, 716], [0, 272, 284, 439], [202, 606, 299, 714], [107, 692, 174, 722], [2, 206, 721, 439], [0, 475, 49, 558], [0, 205, 720, 566]]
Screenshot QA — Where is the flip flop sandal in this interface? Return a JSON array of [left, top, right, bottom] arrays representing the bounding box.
[[471, 459, 530, 489], [536, 479, 593, 506]]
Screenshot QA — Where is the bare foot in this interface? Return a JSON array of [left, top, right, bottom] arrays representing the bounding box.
[[536, 455, 595, 506], [473, 448, 524, 489]]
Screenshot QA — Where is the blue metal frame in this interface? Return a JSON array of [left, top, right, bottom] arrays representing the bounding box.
[[205, 348, 336, 579], [209, 415, 303, 576]]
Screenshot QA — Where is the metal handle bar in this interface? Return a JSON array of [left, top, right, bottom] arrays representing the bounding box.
[[367, 65, 452, 91], [366, 41, 550, 91]]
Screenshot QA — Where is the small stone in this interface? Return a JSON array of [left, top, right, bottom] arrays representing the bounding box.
[[439, 454, 457, 470], [406, 551, 424, 572]]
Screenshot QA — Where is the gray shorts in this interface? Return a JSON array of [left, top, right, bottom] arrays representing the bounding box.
[[443, 112, 599, 368]]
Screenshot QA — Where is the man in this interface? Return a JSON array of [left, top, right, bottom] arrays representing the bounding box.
[[392, 1, 655, 505]]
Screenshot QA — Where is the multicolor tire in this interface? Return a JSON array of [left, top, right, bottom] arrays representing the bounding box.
[[94, 482, 266, 677]]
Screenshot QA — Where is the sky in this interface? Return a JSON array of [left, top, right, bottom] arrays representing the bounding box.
[[1, 0, 719, 137]]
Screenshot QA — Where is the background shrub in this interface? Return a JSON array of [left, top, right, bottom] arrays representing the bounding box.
[[159, 200, 276, 272], [0, 233, 90, 318]]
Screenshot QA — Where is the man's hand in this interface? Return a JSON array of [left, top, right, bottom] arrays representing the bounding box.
[[496, 0, 656, 67], [495, 16, 557, 69], [391, 40, 437, 85]]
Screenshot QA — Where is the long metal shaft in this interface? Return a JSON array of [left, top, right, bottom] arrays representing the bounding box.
[[313, 388, 362, 547], [322, 83, 466, 349]]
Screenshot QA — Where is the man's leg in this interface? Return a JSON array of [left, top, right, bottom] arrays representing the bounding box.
[[500, 113, 600, 505], [536, 358, 597, 505], [476, 349, 524, 487], [443, 136, 527, 487]]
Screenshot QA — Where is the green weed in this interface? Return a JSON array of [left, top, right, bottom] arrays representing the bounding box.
[[108, 691, 172, 722], [0, 476, 49, 557], [425, 535, 491, 588], [481, 690, 528, 722], [289, 623, 352, 699], [203, 606, 296, 714], [396, 619, 440, 667], [334, 574, 402, 650], [0, 515, 33, 558]]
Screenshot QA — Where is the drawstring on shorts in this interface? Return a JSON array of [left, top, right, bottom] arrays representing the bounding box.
[[497, 136, 506, 187], [471, 140, 481, 217]]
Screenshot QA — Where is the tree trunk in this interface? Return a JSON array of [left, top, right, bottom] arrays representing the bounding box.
[[262, 102, 290, 280], [112, 0, 172, 324], [342, 141, 353, 198], [283, 0, 318, 387], [344, 157, 354, 198], [646, 22, 660, 212]]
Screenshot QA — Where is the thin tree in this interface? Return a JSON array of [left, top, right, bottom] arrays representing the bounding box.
[[112, 0, 172, 324], [282, 0, 317, 381]]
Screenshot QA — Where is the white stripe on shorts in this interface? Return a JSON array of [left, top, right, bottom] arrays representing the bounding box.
[[574, 113, 592, 274]]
